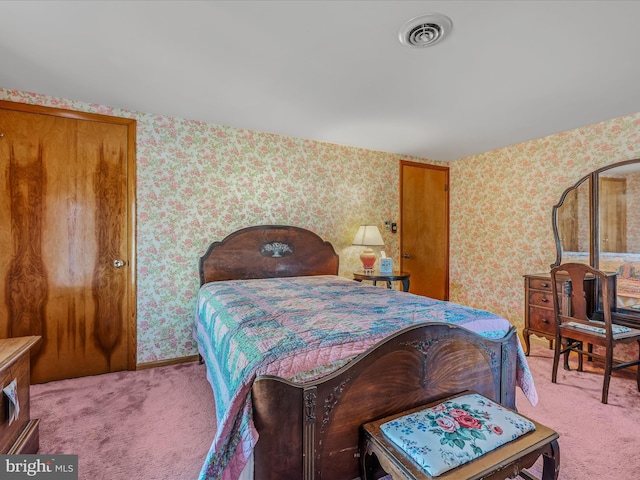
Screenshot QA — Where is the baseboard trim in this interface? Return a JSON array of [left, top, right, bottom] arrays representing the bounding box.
[[136, 354, 200, 370]]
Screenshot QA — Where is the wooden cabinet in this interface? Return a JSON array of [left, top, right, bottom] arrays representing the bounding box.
[[0, 336, 40, 453], [523, 273, 596, 355], [523, 274, 559, 355]]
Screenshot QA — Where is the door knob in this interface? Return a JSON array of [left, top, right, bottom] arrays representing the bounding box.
[[402, 254, 412, 259], [113, 259, 125, 268]]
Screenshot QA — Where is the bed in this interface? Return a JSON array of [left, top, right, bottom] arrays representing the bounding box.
[[194, 225, 538, 480]]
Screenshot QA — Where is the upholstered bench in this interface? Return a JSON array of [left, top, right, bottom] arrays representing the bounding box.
[[360, 392, 559, 480]]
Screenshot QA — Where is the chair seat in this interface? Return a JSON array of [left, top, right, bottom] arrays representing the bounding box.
[[564, 321, 631, 336], [560, 321, 640, 344], [361, 391, 560, 480]]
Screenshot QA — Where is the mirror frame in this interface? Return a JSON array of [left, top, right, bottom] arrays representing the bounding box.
[[551, 175, 591, 268], [552, 158, 640, 268], [551, 157, 640, 325]]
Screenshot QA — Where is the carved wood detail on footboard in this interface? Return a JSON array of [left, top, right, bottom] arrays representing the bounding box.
[[252, 323, 518, 480]]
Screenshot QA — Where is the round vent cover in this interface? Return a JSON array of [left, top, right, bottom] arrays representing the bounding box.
[[398, 13, 453, 48]]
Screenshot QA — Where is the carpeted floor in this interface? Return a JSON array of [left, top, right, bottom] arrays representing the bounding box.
[[31, 361, 216, 480], [516, 343, 640, 480], [30, 341, 640, 479]]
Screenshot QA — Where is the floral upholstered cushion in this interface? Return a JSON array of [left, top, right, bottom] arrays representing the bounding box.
[[380, 393, 536, 477], [565, 320, 631, 335]]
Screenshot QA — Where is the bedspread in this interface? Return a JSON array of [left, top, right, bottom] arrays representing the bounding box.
[[194, 275, 537, 480]]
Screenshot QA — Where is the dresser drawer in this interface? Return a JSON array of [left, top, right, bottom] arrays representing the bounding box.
[[528, 278, 553, 291], [528, 290, 555, 308], [528, 307, 556, 335]]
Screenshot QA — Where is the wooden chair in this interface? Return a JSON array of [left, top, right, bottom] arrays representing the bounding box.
[[550, 262, 640, 404]]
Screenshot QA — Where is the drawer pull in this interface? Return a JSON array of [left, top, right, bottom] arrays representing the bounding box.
[[540, 282, 550, 288], [540, 297, 549, 303]]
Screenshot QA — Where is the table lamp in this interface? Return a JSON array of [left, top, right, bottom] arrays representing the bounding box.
[[352, 225, 385, 271]]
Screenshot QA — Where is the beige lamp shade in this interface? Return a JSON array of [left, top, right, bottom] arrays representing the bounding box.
[[352, 225, 384, 270], [352, 225, 385, 247]]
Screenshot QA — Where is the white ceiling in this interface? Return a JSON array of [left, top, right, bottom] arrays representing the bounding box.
[[2, 1, 640, 161]]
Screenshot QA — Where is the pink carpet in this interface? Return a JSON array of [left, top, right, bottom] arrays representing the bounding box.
[[516, 343, 640, 479], [31, 362, 216, 480], [30, 343, 640, 479]]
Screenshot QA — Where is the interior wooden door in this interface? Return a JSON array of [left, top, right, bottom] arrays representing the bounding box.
[[599, 177, 627, 253], [400, 161, 449, 300], [0, 101, 136, 383]]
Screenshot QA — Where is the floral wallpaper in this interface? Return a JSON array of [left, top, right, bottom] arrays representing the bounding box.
[[449, 115, 640, 334], [2, 86, 640, 363], [0, 87, 434, 363]]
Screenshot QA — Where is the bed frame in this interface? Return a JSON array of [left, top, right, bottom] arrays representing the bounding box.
[[199, 225, 519, 480]]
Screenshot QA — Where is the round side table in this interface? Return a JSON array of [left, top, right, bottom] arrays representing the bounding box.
[[353, 270, 411, 292]]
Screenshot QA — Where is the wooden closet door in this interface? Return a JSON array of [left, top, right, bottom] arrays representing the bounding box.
[[0, 103, 136, 383], [599, 177, 627, 253], [400, 161, 449, 300]]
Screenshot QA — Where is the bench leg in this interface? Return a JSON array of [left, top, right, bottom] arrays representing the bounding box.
[[517, 438, 560, 480], [518, 470, 537, 480], [362, 452, 383, 480], [541, 438, 560, 480]]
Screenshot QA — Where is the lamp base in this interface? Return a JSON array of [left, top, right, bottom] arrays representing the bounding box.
[[360, 248, 376, 271]]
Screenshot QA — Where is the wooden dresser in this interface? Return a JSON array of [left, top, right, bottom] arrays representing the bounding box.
[[0, 336, 40, 454], [523, 274, 560, 355], [523, 273, 596, 355]]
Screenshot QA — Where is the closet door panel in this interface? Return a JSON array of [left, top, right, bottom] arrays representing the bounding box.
[[0, 107, 133, 383], [400, 161, 449, 300]]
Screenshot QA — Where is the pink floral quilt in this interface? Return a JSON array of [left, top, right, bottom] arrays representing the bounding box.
[[194, 275, 538, 480]]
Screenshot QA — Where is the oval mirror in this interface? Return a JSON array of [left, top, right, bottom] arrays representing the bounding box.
[[552, 158, 640, 321]]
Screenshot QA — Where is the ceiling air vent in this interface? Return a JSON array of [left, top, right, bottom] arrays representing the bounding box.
[[398, 13, 453, 48]]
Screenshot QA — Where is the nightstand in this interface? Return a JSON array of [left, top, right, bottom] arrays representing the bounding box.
[[353, 270, 411, 292]]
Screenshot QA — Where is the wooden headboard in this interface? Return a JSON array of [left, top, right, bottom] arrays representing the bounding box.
[[199, 225, 339, 285]]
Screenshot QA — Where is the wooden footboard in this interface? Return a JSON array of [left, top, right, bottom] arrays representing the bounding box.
[[252, 322, 518, 480]]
